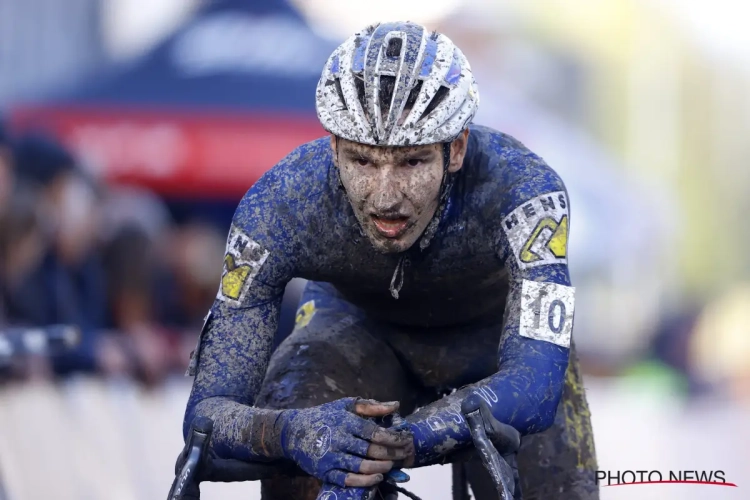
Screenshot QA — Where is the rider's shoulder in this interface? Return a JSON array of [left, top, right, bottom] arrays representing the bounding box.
[[239, 136, 333, 205], [468, 124, 529, 153], [467, 124, 566, 197]]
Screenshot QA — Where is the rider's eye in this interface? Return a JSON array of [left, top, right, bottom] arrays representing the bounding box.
[[356, 157, 369, 167], [407, 158, 423, 167]]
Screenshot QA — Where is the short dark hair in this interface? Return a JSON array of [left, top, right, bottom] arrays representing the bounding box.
[[0, 117, 9, 147], [0, 188, 40, 253], [13, 132, 76, 187]]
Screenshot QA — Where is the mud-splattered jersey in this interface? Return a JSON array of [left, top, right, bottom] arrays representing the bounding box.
[[183, 124, 574, 464]]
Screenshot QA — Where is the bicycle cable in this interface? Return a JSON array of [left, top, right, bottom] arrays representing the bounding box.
[[393, 486, 423, 500]]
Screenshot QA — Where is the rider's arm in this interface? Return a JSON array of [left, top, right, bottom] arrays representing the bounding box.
[[405, 165, 574, 467], [182, 165, 300, 462], [181, 148, 412, 487]]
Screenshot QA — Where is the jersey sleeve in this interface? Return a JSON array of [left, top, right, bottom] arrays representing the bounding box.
[[181, 157, 305, 461], [490, 163, 573, 426], [406, 155, 574, 466]]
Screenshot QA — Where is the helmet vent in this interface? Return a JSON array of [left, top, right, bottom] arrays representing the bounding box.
[[405, 81, 423, 110], [386, 38, 402, 58], [379, 75, 397, 122], [419, 86, 450, 122], [333, 78, 347, 110], [398, 81, 423, 125], [353, 75, 368, 118]]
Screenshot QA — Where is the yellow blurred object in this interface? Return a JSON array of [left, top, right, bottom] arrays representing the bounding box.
[[690, 283, 750, 401], [295, 300, 317, 329]]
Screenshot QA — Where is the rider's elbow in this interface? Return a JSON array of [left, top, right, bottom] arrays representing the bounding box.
[[513, 381, 564, 435], [529, 401, 558, 433]]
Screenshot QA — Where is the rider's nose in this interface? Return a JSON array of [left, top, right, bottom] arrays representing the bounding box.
[[372, 173, 402, 212]]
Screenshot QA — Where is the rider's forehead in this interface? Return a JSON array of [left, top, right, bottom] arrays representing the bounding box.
[[337, 139, 439, 159]]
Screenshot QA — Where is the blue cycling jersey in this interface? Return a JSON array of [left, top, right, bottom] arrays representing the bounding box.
[[183, 123, 573, 466]]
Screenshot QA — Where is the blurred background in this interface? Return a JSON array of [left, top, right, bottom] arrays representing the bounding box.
[[0, 0, 749, 498]]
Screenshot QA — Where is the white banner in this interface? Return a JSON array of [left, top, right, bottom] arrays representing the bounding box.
[[0, 377, 747, 499]]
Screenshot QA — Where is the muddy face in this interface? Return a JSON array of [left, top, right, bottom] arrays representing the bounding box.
[[333, 132, 468, 254]]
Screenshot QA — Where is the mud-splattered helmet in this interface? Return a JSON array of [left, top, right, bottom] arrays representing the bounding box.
[[315, 21, 480, 146]]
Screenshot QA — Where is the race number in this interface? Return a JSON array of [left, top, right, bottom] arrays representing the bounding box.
[[519, 280, 575, 348]]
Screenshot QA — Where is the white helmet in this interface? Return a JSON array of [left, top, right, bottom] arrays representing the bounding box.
[[315, 22, 480, 146]]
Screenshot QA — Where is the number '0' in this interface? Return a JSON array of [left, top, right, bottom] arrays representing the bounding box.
[[548, 299, 566, 333], [531, 290, 567, 334]]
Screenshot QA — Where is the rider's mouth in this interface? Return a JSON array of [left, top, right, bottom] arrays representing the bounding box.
[[371, 215, 410, 239]]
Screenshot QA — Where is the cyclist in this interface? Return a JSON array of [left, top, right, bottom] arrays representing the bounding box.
[[184, 21, 598, 500]]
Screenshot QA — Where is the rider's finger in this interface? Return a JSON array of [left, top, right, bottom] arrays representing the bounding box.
[[335, 450, 365, 474], [349, 418, 379, 441], [370, 427, 413, 447], [323, 469, 350, 488], [344, 472, 384, 488], [341, 436, 375, 459], [366, 442, 412, 460], [353, 399, 399, 417], [358, 459, 394, 475], [396, 451, 415, 468]]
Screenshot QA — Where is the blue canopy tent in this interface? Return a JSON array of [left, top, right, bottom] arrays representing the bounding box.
[[11, 0, 335, 199], [69, 0, 332, 112]]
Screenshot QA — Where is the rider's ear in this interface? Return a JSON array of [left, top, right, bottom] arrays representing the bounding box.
[[447, 129, 470, 173]]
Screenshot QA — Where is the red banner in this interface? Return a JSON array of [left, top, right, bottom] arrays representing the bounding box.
[[10, 105, 326, 198]]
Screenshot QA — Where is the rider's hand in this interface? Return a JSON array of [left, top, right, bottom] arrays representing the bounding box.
[[279, 398, 413, 488]]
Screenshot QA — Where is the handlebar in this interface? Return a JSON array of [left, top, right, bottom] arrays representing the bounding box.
[[169, 398, 521, 500], [0, 325, 81, 366], [167, 417, 304, 500]]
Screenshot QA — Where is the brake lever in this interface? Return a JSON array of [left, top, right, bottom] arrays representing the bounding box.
[[168, 417, 213, 500], [461, 395, 515, 500], [479, 404, 520, 457]]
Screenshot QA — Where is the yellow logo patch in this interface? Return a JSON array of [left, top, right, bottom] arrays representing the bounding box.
[[216, 226, 269, 305], [501, 191, 570, 269], [221, 255, 251, 300], [295, 300, 316, 329], [520, 214, 568, 263]]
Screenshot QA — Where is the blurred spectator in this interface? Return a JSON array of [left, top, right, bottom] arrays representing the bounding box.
[[0, 118, 12, 217], [14, 133, 102, 273], [157, 221, 225, 369], [8, 133, 107, 373], [0, 189, 48, 325], [648, 300, 709, 397], [0, 188, 55, 381], [0, 129, 306, 383], [160, 221, 225, 330], [0, 118, 15, 324], [99, 185, 172, 244], [99, 224, 181, 385]]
